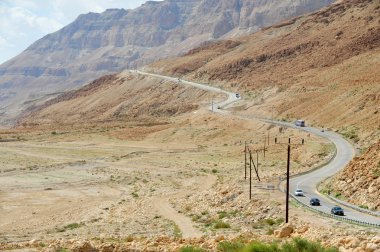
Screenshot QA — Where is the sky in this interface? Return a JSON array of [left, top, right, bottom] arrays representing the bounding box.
[[0, 0, 153, 64]]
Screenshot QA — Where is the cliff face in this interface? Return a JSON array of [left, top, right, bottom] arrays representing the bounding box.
[[0, 0, 335, 123]]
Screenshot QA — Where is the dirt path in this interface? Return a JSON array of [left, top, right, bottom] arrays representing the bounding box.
[[152, 174, 217, 238]]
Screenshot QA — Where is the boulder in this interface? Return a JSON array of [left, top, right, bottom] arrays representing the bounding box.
[[71, 240, 97, 252], [275, 223, 294, 238]]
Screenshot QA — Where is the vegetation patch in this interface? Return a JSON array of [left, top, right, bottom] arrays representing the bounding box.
[[252, 218, 284, 229], [339, 125, 360, 142], [214, 220, 231, 229], [215, 238, 338, 252], [218, 241, 245, 252], [56, 222, 84, 232], [180, 246, 206, 252]]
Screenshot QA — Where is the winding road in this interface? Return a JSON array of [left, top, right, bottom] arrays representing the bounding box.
[[135, 70, 380, 229]]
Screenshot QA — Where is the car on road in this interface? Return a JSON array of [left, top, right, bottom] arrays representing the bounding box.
[[331, 206, 344, 216], [235, 93, 240, 98], [294, 189, 304, 196], [295, 119, 305, 127], [310, 198, 320, 206]]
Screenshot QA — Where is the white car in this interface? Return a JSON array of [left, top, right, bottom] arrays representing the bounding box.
[[294, 189, 304, 196]]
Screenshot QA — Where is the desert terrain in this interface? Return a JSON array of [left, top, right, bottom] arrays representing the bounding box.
[[1, 73, 379, 251], [1, 0, 380, 251]]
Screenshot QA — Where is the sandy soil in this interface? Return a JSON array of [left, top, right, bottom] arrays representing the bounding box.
[[0, 105, 338, 246]]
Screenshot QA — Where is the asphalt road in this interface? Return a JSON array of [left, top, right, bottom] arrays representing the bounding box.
[[136, 70, 380, 226], [266, 120, 380, 225]]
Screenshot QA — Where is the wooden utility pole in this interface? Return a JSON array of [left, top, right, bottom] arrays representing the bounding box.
[[249, 150, 252, 200], [286, 143, 290, 223], [275, 137, 304, 224], [244, 142, 247, 180]]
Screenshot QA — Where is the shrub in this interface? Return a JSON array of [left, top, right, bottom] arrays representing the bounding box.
[[265, 218, 276, 226], [131, 192, 139, 198], [180, 246, 206, 252], [214, 220, 230, 229], [218, 211, 228, 219], [242, 241, 279, 252], [212, 169, 218, 173], [218, 241, 244, 252]]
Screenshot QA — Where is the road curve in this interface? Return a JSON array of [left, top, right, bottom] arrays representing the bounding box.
[[135, 70, 380, 226], [136, 70, 241, 111], [264, 120, 380, 226]]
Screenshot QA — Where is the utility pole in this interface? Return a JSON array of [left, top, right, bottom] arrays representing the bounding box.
[[249, 149, 252, 200], [244, 141, 247, 180], [275, 137, 304, 223], [263, 136, 266, 160], [286, 143, 290, 223]]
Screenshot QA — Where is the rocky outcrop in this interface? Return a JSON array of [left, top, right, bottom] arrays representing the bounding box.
[[0, 0, 335, 123], [332, 139, 380, 210]]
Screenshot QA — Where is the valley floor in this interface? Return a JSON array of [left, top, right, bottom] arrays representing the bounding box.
[[1, 108, 378, 251]]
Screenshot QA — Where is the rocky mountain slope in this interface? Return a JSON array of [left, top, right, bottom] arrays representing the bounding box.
[[149, 0, 380, 145], [0, 0, 335, 123], [18, 71, 209, 129], [147, 0, 380, 210]]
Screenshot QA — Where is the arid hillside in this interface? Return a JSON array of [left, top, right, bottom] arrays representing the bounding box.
[[149, 0, 380, 145], [331, 139, 380, 210], [18, 71, 217, 130], [148, 0, 380, 212]]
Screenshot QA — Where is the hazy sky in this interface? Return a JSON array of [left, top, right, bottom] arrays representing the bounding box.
[[0, 0, 154, 64]]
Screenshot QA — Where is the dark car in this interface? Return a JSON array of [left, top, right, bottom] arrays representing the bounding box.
[[310, 198, 320, 206], [331, 206, 344, 216]]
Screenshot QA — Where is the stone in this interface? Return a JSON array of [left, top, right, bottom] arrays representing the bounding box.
[[365, 243, 379, 252], [71, 240, 97, 252], [214, 235, 225, 242], [275, 223, 294, 238]]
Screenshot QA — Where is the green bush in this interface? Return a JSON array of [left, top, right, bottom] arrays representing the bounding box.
[[214, 220, 230, 229], [180, 246, 206, 252], [265, 218, 276, 226], [215, 238, 338, 252], [218, 211, 228, 219], [218, 241, 244, 252], [242, 241, 279, 252]]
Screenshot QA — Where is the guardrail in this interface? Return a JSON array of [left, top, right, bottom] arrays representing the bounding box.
[[290, 194, 380, 228], [326, 195, 380, 218]]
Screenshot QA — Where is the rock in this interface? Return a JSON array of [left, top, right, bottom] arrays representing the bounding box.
[[71, 240, 97, 252], [99, 244, 115, 252], [371, 236, 380, 244], [214, 235, 225, 242], [365, 243, 379, 252], [275, 223, 294, 238], [29, 239, 39, 247], [348, 237, 361, 248], [296, 225, 309, 234]]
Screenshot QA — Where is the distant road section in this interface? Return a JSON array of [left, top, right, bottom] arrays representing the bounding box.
[[136, 70, 240, 112]]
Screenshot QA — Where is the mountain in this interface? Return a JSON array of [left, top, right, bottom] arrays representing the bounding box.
[[149, 0, 380, 145], [20, 0, 380, 140], [0, 0, 335, 124]]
